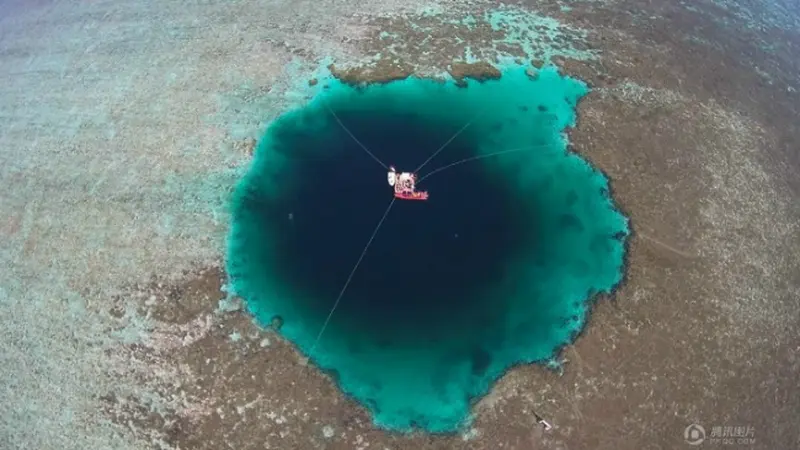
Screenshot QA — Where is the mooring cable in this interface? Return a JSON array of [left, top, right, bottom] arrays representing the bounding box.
[[413, 112, 482, 173], [323, 101, 388, 170], [306, 197, 397, 359], [417, 144, 556, 184]]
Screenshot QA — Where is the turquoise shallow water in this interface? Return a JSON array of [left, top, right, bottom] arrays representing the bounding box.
[[226, 65, 629, 432]]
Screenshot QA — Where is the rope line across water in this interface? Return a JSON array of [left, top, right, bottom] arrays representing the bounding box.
[[413, 112, 482, 173], [306, 197, 397, 358], [418, 144, 558, 183], [324, 101, 388, 170]]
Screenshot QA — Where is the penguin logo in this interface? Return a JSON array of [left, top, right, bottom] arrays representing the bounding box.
[[684, 424, 706, 446]]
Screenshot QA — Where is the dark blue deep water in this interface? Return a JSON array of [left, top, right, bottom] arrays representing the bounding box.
[[226, 66, 629, 432]]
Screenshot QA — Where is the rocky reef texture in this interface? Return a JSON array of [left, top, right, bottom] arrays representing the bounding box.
[[1, 0, 798, 449], [447, 61, 502, 86]]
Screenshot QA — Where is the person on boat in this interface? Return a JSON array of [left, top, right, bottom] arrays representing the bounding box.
[[397, 172, 415, 194], [388, 166, 429, 200], [388, 166, 414, 193]]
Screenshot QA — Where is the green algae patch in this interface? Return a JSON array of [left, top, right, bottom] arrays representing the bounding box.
[[226, 65, 629, 432]]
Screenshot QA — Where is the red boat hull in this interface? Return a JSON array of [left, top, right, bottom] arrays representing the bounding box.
[[394, 191, 429, 201]]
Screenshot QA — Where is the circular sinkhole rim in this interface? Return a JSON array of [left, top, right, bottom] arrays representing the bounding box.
[[224, 64, 633, 433]]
